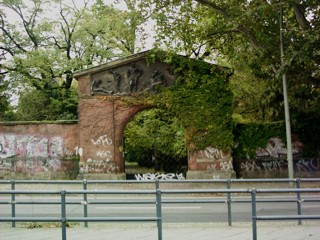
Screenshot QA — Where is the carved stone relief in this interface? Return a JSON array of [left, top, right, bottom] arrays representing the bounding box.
[[127, 63, 143, 93], [91, 71, 119, 95], [145, 70, 165, 92], [91, 60, 175, 96]]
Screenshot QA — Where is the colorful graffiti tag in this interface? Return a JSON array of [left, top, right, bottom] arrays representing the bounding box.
[[0, 134, 64, 172]]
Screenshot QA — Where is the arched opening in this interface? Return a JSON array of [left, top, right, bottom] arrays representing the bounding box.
[[123, 108, 188, 180], [74, 50, 235, 179]]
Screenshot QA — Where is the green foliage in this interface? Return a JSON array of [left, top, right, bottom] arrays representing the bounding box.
[[230, 70, 268, 122], [233, 122, 286, 159], [15, 87, 78, 121], [148, 54, 234, 151], [293, 113, 320, 157], [124, 108, 187, 172], [0, 80, 15, 121], [146, 0, 320, 143], [290, 84, 320, 156], [1, 0, 150, 121]]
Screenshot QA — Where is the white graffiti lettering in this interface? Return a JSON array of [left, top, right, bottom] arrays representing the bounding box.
[[0, 159, 12, 169], [207, 164, 216, 171], [0, 158, 62, 172], [220, 161, 233, 171], [240, 159, 320, 173], [240, 161, 261, 172], [41, 158, 61, 172], [80, 159, 118, 174], [207, 161, 233, 171], [96, 150, 112, 158], [0, 134, 63, 159], [256, 137, 301, 159], [74, 146, 83, 156], [296, 159, 320, 172], [91, 135, 112, 146], [203, 147, 230, 160], [261, 160, 285, 171], [49, 137, 63, 157], [135, 173, 185, 181]]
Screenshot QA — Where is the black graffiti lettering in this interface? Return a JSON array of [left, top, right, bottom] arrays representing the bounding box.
[[310, 158, 320, 170]]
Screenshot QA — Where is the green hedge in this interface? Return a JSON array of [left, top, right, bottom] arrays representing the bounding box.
[[233, 122, 286, 158]]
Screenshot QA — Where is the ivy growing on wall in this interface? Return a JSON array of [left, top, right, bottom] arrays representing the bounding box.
[[233, 122, 286, 159], [146, 52, 234, 152], [116, 51, 319, 158], [100, 51, 233, 152]]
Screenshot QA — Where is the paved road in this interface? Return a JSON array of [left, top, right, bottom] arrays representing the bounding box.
[[1, 182, 320, 239], [1, 195, 319, 223]]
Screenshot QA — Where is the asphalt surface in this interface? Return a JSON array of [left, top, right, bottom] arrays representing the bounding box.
[[1, 181, 320, 239], [1, 222, 320, 240]]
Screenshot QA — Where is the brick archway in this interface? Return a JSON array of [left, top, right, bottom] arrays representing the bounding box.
[[74, 50, 235, 179], [113, 103, 149, 173]]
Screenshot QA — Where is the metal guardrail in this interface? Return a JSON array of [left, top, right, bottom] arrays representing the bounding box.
[[0, 178, 320, 240], [250, 188, 320, 240], [0, 188, 162, 240]]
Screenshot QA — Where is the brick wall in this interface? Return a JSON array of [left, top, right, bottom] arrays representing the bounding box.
[[0, 122, 79, 179]]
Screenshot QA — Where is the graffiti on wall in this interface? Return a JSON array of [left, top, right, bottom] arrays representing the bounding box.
[[91, 135, 113, 146], [195, 146, 233, 172], [80, 133, 118, 174], [0, 134, 64, 172], [239, 158, 320, 173], [80, 158, 118, 174], [206, 161, 233, 172], [135, 173, 185, 180], [236, 137, 320, 174], [295, 158, 320, 172], [74, 146, 83, 156], [198, 146, 233, 172], [240, 159, 287, 172], [202, 147, 231, 160], [0, 158, 62, 172], [0, 134, 63, 159], [256, 137, 302, 159]]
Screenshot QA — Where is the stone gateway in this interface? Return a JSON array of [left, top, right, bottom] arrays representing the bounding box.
[[0, 51, 235, 179]]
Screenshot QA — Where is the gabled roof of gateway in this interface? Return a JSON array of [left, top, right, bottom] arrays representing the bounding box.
[[73, 50, 153, 78], [73, 49, 231, 79]]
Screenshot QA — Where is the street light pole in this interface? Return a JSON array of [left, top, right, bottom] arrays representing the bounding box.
[[280, 4, 294, 179]]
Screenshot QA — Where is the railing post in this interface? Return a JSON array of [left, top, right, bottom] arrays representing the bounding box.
[[296, 178, 302, 225], [10, 180, 16, 228], [251, 189, 257, 240], [155, 180, 160, 191], [83, 179, 88, 227], [227, 179, 232, 226], [61, 190, 67, 240], [155, 180, 163, 240]]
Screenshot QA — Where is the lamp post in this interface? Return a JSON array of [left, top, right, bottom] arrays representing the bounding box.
[[280, 4, 294, 180]]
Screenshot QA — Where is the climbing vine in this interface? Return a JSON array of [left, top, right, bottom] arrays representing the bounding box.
[[97, 51, 234, 152], [233, 122, 286, 159], [147, 52, 234, 151]]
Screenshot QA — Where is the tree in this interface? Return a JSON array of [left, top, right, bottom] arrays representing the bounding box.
[[124, 108, 187, 172], [230, 70, 268, 122], [0, 0, 150, 120], [0, 79, 14, 121], [143, 0, 319, 118], [0, 35, 14, 121], [132, 0, 320, 155]]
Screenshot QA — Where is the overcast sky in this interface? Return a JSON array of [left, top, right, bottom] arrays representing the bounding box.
[[2, 0, 154, 105], [4, 0, 154, 50]]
